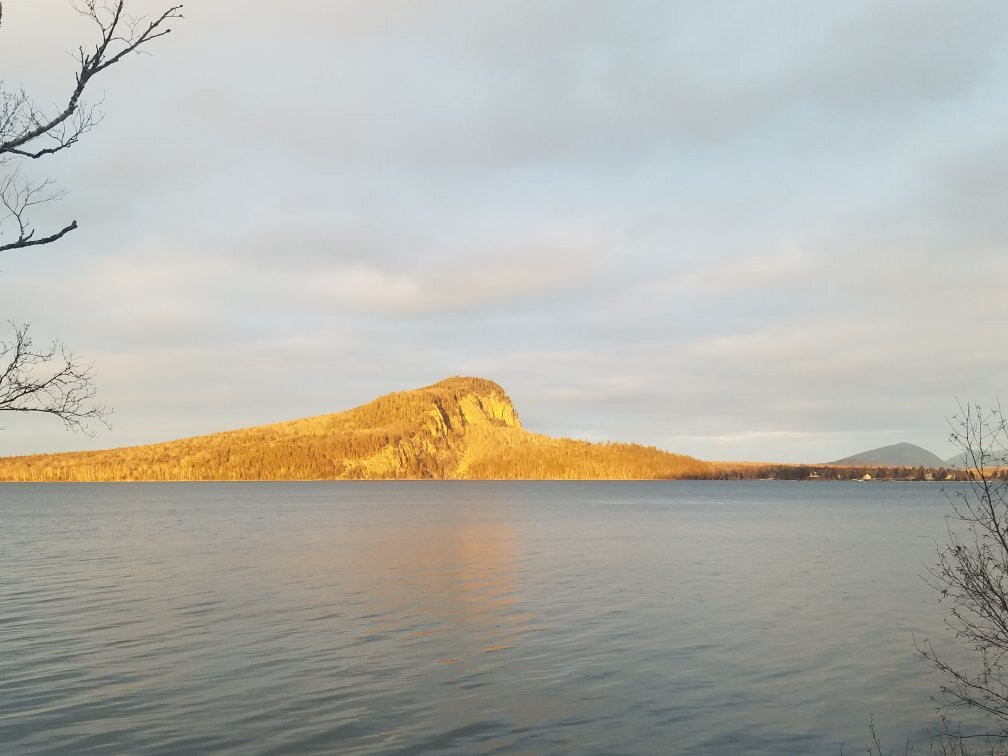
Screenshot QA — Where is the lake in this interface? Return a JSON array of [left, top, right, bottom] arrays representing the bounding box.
[[0, 481, 976, 754]]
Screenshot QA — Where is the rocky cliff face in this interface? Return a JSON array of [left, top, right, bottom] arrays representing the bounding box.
[[346, 377, 522, 478]]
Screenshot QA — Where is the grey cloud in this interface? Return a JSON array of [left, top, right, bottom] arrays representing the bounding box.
[[1, 0, 1006, 462], [193, 1, 1005, 174]]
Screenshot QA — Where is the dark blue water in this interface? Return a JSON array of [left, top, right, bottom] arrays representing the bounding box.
[[0, 481, 971, 753]]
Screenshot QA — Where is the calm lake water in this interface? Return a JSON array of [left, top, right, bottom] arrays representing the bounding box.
[[0, 481, 977, 754]]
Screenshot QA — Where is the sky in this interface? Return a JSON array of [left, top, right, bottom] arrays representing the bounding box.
[[1, 0, 1007, 463]]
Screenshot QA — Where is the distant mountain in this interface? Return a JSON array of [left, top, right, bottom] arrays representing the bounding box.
[[0, 377, 708, 482], [945, 453, 967, 468], [829, 442, 946, 468]]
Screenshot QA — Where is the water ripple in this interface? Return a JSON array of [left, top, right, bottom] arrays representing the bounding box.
[[0, 481, 973, 753]]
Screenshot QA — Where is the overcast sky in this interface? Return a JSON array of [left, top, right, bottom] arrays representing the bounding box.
[[1, 0, 1006, 462]]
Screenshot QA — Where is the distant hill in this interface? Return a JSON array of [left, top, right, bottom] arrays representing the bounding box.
[[0, 377, 708, 482], [829, 442, 946, 468]]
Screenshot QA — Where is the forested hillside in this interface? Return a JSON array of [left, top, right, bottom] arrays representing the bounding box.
[[0, 377, 709, 481]]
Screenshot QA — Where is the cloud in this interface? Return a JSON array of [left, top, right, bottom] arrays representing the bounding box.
[[1, 0, 1006, 461]]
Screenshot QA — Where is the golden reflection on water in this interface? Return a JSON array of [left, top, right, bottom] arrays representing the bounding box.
[[272, 493, 531, 665]]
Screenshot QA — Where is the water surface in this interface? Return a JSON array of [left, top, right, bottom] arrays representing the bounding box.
[[0, 481, 970, 753]]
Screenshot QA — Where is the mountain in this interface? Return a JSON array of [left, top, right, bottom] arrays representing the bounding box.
[[829, 442, 946, 468], [0, 377, 708, 482]]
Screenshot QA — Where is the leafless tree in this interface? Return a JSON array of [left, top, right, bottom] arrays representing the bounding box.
[[916, 401, 1008, 753], [0, 322, 106, 433], [0, 1, 181, 432]]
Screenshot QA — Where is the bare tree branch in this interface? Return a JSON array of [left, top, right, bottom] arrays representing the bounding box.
[[0, 1, 183, 159], [0, 0, 182, 253], [0, 169, 78, 251], [916, 402, 1008, 750], [0, 2, 180, 435], [0, 220, 77, 252], [0, 322, 109, 434]]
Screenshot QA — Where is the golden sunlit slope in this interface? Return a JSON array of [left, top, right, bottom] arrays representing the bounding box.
[[0, 377, 709, 481]]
